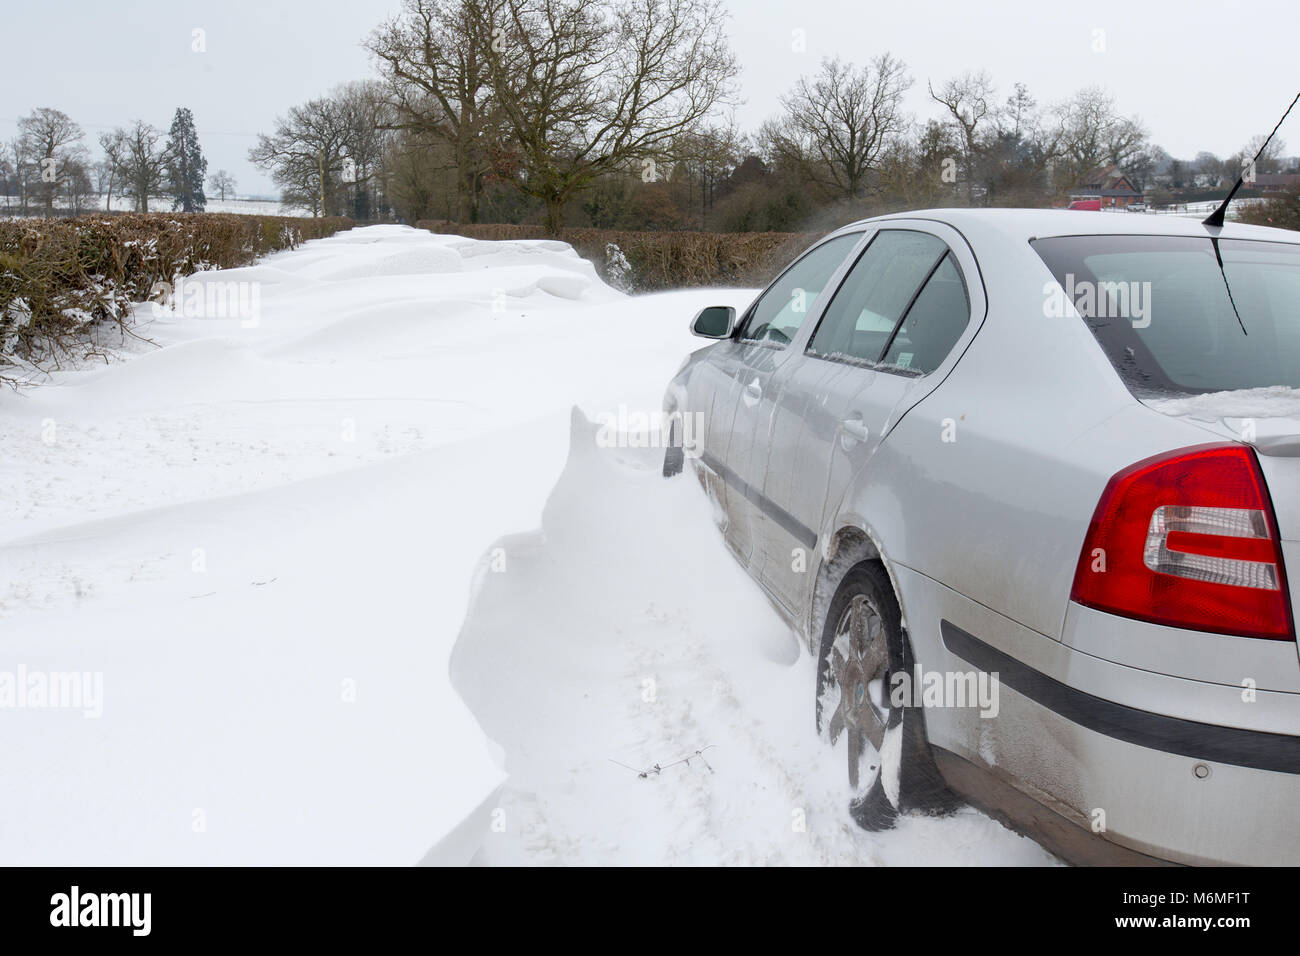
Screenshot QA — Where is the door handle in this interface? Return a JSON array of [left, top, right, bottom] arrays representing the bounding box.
[[841, 418, 870, 443], [743, 377, 762, 407]]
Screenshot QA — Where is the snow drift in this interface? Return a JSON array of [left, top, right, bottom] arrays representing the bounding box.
[[0, 225, 753, 864]]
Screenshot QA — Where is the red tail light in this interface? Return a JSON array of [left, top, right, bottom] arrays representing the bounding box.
[[1071, 443, 1294, 641]]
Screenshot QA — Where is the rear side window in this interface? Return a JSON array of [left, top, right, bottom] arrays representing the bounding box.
[[1032, 235, 1300, 394], [881, 253, 970, 373], [738, 233, 861, 347], [808, 229, 969, 373]]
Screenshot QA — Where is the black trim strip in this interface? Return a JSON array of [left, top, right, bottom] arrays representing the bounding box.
[[940, 620, 1300, 775], [700, 450, 818, 551]]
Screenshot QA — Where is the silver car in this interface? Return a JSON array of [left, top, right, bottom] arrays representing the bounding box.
[[662, 209, 1300, 865]]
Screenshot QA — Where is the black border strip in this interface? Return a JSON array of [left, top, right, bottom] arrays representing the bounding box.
[[700, 450, 818, 551], [941, 620, 1300, 775]]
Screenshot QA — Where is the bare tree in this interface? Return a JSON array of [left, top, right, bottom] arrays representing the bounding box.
[[367, 0, 505, 223], [877, 118, 961, 208], [248, 96, 350, 216], [8, 138, 32, 215], [17, 107, 85, 216], [102, 121, 171, 213], [0, 143, 11, 215], [486, 0, 738, 233], [1052, 87, 1149, 185], [383, 127, 460, 222], [976, 82, 1060, 203], [208, 169, 237, 201], [929, 71, 995, 200], [94, 159, 118, 211], [62, 158, 94, 215], [98, 130, 126, 211], [774, 55, 912, 200], [671, 123, 742, 228], [1240, 133, 1287, 176], [1193, 151, 1225, 188], [334, 81, 396, 220]]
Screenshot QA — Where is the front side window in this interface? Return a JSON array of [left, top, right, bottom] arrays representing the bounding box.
[[808, 229, 968, 373], [738, 233, 861, 346]]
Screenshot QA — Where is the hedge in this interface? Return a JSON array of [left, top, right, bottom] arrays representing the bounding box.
[[0, 213, 353, 372]]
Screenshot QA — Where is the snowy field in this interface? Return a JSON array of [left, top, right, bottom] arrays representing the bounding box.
[[0, 225, 1055, 865], [2, 196, 295, 218]]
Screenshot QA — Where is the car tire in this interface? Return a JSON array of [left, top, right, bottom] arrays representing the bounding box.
[[815, 561, 960, 830]]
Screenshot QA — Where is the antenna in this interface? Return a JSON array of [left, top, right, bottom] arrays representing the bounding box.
[[1204, 91, 1300, 228]]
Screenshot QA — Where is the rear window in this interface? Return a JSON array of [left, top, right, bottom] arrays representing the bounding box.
[[1032, 235, 1300, 395]]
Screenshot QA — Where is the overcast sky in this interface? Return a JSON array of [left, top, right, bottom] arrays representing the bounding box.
[[4, 0, 1295, 197]]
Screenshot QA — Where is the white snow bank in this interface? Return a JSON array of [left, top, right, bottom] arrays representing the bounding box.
[[0, 224, 756, 864]]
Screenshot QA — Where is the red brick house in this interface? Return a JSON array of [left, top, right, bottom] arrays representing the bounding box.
[[1069, 166, 1144, 208], [1250, 172, 1300, 193]]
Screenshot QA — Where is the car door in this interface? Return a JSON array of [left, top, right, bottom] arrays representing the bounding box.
[[713, 232, 863, 567], [685, 345, 743, 533], [760, 227, 976, 609]]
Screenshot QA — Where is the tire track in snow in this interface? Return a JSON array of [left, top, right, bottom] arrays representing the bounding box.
[[624, 605, 850, 865]]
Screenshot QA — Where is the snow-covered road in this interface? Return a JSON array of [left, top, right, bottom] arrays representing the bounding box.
[[0, 225, 1054, 865]]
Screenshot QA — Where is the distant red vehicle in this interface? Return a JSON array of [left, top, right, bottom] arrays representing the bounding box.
[[1067, 198, 1101, 211]]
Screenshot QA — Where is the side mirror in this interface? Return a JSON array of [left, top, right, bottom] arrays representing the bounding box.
[[690, 306, 736, 339]]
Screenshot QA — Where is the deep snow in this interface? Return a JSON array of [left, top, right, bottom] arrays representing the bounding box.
[[0, 225, 1055, 865]]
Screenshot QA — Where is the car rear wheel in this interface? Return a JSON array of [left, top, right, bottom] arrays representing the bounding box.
[[815, 561, 958, 829]]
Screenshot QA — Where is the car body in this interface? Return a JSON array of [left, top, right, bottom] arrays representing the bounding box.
[[1067, 199, 1101, 211], [662, 208, 1300, 865]]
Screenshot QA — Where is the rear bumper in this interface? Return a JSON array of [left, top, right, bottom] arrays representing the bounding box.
[[940, 620, 1300, 866]]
